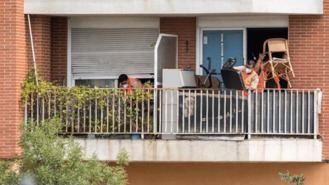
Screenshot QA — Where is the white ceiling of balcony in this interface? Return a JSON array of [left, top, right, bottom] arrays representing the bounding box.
[[24, 0, 323, 15]]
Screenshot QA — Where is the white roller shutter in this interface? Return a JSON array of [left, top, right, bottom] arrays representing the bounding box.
[[71, 28, 158, 79]]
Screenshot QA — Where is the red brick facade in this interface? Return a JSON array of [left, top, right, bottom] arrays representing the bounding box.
[[27, 16, 51, 81], [51, 17, 68, 85], [160, 17, 196, 70], [0, 0, 27, 158], [26, 16, 67, 85], [289, 0, 329, 159], [0, 11, 53, 158]]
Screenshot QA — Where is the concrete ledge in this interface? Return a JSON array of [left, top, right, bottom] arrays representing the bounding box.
[[75, 138, 322, 162], [25, 0, 323, 15]]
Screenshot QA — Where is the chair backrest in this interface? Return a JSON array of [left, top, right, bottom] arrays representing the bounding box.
[[263, 38, 288, 54]]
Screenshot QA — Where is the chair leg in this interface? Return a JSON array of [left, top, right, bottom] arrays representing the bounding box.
[[273, 74, 281, 90], [285, 69, 292, 88], [287, 60, 295, 77], [270, 62, 281, 89]]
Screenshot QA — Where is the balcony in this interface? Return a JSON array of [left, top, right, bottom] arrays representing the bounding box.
[[24, 88, 322, 162]]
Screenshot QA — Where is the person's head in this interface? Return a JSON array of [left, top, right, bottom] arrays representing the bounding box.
[[245, 60, 256, 74], [118, 74, 129, 88]]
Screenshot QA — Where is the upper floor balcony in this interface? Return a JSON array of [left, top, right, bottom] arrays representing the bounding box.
[[22, 13, 324, 162], [24, 87, 322, 162], [24, 0, 323, 15]]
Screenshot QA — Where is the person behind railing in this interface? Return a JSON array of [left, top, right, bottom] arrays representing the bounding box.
[[254, 53, 267, 91], [234, 60, 259, 91], [118, 74, 143, 92]]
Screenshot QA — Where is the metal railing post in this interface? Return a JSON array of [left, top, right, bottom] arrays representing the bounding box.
[[153, 88, 160, 134], [314, 90, 319, 139], [247, 90, 251, 139]]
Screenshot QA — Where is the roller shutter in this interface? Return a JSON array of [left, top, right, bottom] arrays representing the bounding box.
[[71, 28, 158, 79]]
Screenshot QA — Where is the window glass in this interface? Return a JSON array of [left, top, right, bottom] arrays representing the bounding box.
[[75, 79, 116, 88]]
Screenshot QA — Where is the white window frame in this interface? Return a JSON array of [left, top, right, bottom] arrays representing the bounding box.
[[72, 76, 118, 87], [154, 33, 179, 88], [72, 74, 154, 88]]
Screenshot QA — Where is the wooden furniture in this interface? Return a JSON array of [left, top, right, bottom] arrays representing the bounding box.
[[262, 38, 295, 88]]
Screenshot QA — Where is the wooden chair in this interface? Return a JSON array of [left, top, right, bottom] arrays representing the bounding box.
[[262, 38, 295, 88]]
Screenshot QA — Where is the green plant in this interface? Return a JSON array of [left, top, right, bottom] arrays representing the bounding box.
[[23, 70, 154, 134], [0, 118, 128, 185], [0, 161, 19, 185], [279, 171, 305, 185]]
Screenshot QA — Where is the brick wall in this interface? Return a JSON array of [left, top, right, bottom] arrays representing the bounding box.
[[0, 0, 27, 158], [289, 0, 329, 160], [26, 16, 51, 81], [0, 12, 53, 158], [160, 17, 196, 70], [51, 17, 68, 86], [26, 16, 67, 85]]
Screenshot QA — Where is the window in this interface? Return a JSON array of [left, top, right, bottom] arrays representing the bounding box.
[[70, 28, 158, 86], [75, 76, 154, 88], [75, 79, 117, 88]]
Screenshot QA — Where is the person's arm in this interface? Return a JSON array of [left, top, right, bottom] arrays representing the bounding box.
[[131, 79, 143, 88], [233, 66, 246, 71], [254, 54, 265, 74]]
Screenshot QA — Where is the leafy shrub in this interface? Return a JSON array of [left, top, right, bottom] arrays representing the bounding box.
[[0, 161, 19, 185], [279, 171, 305, 185], [0, 118, 128, 185]]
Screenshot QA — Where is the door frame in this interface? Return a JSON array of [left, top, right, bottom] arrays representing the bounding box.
[[196, 27, 247, 75]]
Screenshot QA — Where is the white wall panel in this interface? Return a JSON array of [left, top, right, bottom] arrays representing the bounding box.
[[25, 0, 323, 15]]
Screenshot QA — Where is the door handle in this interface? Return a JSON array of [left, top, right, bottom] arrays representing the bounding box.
[[207, 57, 212, 70]]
